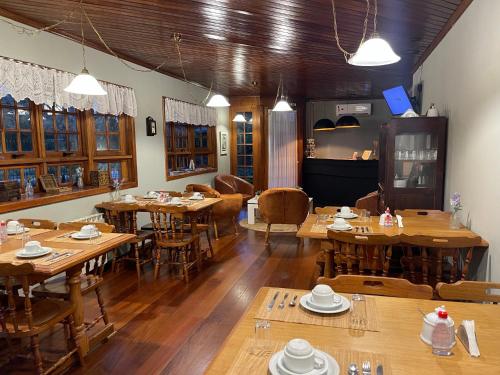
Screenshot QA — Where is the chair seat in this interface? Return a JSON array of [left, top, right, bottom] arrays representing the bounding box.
[[157, 235, 197, 249], [0, 298, 74, 338], [32, 274, 103, 299], [132, 229, 154, 243]]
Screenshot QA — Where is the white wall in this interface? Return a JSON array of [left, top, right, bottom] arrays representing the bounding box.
[[412, 0, 500, 280], [306, 99, 391, 159], [0, 17, 230, 223]]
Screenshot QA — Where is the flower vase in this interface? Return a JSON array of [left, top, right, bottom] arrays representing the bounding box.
[[113, 189, 121, 201], [77, 176, 84, 189], [449, 211, 461, 229]]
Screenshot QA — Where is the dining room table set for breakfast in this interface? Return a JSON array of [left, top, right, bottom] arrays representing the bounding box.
[[206, 286, 492, 375], [117, 190, 215, 209]]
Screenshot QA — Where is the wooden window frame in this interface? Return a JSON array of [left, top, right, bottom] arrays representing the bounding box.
[[0, 96, 37, 158], [162, 97, 217, 181], [0, 97, 138, 214], [42, 104, 82, 157], [93, 112, 126, 156]]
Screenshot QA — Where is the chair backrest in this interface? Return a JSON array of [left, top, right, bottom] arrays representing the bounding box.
[[146, 204, 193, 243], [259, 188, 309, 225], [0, 263, 37, 333], [327, 230, 399, 246], [436, 281, 500, 303], [212, 193, 243, 219], [156, 191, 183, 197], [395, 209, 450, 218], [400, 233, 480, 248], [58, 221, 115, 233], [355, 191, 379, 215], [317, 275, 434, 299], [16, 218, 57, 230], [99, 202, 140, 234], [185, 184, 221, 198]]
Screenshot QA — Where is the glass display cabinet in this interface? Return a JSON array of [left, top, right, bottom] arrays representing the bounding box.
[[379, 117, 447, 210]]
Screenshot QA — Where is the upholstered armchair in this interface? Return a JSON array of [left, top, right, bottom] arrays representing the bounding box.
[[186, 183, 243, 239], [214, 174, 255, 203], [355, 191, 379, 215], [258, 188, 310, 244]]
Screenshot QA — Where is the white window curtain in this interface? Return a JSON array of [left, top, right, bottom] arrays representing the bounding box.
[[268, 110, 298, 188], [0, 57, 137, 117], [164, 97, 217, 126]]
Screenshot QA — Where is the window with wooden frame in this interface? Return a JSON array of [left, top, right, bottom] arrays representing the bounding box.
[[0, 95, 138, 214], [164, 122, 217, 180]]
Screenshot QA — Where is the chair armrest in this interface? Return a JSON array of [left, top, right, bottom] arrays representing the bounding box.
[[234, 177, 255, 196], [215, 177, 237, 194]]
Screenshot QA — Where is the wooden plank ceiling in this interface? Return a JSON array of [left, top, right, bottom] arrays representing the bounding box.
[[0, 0, 467, 99]]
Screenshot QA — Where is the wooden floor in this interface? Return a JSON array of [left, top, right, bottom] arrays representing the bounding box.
[[1, 216, 321, 374]]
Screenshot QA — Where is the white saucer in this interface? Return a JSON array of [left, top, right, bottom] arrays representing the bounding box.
[[326, 224, 352, 232], [269, 350, 340, 375], [300, 294, 350, 314], [123, 199, 137, 204], [7, 227, 30, 235], [188, 196, 204, 200], [71, 231, 102, 240], [16, 247, 52, 258], [335, 213, 358, 219]]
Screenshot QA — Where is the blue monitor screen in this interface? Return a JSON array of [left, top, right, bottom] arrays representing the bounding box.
[[382, 86, 413, 115]]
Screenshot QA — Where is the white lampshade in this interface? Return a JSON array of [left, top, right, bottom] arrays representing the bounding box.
[[206, 94, 230, 107], [348, 36, 400, 66], [232, 113, 246, 122], [64, 68, 107, 95], [272, 99, 293, 112]]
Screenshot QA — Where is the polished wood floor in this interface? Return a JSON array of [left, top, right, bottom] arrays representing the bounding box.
[[1, 216, 321, 374]]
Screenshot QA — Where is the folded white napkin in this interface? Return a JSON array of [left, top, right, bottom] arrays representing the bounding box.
[[396, 214, 404, 228], [457, 320, 480, 357]]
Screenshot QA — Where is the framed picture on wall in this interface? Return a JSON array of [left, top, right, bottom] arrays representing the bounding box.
[[220, 131, 228, 156]]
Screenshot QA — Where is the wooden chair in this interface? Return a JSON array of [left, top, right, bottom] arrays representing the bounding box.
[[436, 281, 500, 303], [16, 218, 57, 229], [400, 234, 481, 285], [327, 230, 399, 276], [32, 221, 116, 340], [100, 202, 153, 281], [0, 263, 83, 374], [317, 274, 434, 299], [147, 204, 199, 282]]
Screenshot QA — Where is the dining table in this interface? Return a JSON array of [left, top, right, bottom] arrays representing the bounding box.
[[206, 286, 500, 374], [297, 213, 489, 279], [0, 228, 135, 356]]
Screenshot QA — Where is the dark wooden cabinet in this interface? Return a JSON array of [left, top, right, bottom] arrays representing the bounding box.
[[379, 117, 447, 210]]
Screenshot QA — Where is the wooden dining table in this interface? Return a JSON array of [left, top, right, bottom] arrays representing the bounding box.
[[206, 286, 500, 374], [0, 228, 135, 356]]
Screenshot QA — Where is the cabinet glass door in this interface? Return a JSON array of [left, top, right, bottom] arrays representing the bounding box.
[[394, 132, 438, 189]]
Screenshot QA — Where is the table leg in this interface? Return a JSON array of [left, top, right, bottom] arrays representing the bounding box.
[[67, 265, 88, 356], [189, 213, 202, 272]]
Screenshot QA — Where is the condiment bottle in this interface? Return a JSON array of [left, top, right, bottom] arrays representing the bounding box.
[[0, 221, 7, 244], [384, 207, 393, 227], [431, 309, 454, 356]]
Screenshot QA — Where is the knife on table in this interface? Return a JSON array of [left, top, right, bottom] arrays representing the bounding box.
[[267, 291, 280, 310]]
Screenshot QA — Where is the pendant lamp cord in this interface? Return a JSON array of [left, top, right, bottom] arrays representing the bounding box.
[[80, 5, 87, 70], [373, 0, 378, 34], [331, 0, 371, 61], [273, 75, 283, 107]]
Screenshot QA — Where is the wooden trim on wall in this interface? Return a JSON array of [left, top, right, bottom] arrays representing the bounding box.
[[413, 0, 474, 72]]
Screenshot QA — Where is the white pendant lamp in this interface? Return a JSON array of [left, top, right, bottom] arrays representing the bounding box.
[[272, 75, 293, 112], [348, 34, 400, 66], [206, 94, 230, 107], [64, 10, 106, 96], [232, 113, 246, 122]]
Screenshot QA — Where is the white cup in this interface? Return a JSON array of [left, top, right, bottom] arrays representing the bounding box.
[[193, 192, 202, 198], [282, 339, 315, 374], [24, 240, 42, 254], [7, 220, 20, 232], [340, 206, 352, 215], [171, 197, 181, 204], [333, 218, 347, 228], [80, 224, 97, 236], [311, 284, 339, 307], [124, 194, 135, 202]]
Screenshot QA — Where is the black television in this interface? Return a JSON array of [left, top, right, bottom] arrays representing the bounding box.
[[382, 85, 414, 116]]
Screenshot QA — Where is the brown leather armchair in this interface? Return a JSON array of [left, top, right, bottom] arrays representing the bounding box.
[[214, 174, 255, 203], [355, 191, 379, 215], [258, 188, 310, 244], [186, 183, 243, 239]]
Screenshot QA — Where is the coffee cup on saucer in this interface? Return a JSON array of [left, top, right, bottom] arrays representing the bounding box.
[[333, 217, 348, 228], [80, 224, 97, 236], [340, 206, 352, 216], [192, 192, 202, 198], [24, 240, 42, 254], [311, 284, 340, 308], [282, 339, 317, 373], [170, 197, 182, 204], [7, 220, 21, 232], [124, 194, 135, 203]]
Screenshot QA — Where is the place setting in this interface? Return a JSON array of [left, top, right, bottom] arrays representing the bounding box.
[[45, 224, 116, 245], [335, 206, 358, 220], [255, 286, 379, 331]]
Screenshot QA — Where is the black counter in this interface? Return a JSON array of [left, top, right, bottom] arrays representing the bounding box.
[[302, 158, 379, 207]]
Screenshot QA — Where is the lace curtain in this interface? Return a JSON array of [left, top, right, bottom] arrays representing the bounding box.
[[268, 110, 298, 188], [164, 97, 217, 126], [0, 57, 137, 117]]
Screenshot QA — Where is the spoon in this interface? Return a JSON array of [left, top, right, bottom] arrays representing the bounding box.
[[289, 295, 298, 307]]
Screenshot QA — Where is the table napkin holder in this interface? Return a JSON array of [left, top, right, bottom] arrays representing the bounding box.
[[457, 320, 480, 357]]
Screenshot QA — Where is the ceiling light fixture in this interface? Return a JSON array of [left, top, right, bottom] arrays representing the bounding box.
[[232, 113, 246, 122], [64, 6, 106, 95], [272, 75, 293, 112], [331, 0, 400, 67], [206, 94, 230, 107]]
